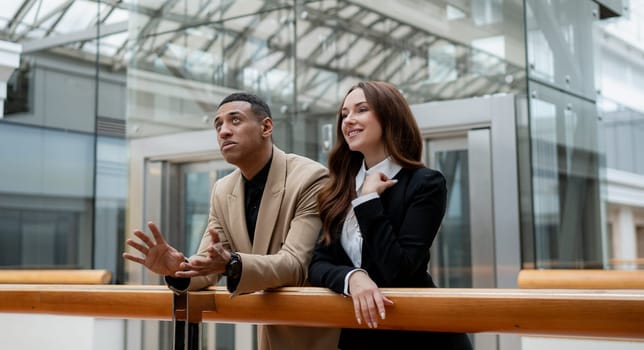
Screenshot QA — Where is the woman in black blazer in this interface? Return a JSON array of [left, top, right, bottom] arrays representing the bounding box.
[[310, 81, 472, 350]]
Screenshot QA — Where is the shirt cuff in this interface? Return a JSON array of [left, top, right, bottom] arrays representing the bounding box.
[[343, 268, 368, 296], [351, 192, 378, 207], [165, 275, 191, 294]]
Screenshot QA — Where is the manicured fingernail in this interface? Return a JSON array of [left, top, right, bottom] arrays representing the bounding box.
[[357, 317, 361, 325], [380, 312, 386, 320]]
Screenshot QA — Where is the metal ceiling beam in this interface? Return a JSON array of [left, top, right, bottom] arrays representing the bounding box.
[[14, 0, 74, 42], [6, 0, 38, 38], [195, 2, 234, 52], [22, 20, 128, 53], [147, 2, 215, 59], [90, 0, 123, 27], [304, 6, 428, 58], [84, 0, 203, 26], [111, 1, 233, 70], [43, 1, 75, 38], [127, 0, 180, 65], [267, 6, 379, 97], [221, 4, 284, 82], [78, 0, 122, 51], [289, 4, 434, 100]]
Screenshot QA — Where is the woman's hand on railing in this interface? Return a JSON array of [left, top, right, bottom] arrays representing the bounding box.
[[123, 221, 186, 277], [348, 270, 394, 329]]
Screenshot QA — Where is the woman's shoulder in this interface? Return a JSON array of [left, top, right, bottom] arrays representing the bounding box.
[[397, 167, 447, 198], [401, 166, 445, 184]]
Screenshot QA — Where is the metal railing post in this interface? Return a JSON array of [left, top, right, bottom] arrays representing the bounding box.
[[173, 290, 202, 349], [172, 293, 188, 350]]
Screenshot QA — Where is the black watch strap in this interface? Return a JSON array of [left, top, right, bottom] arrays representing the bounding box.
[[225, 252, 242, 280]]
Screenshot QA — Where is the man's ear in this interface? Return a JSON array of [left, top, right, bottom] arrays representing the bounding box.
[[261, 118, 273, 135]]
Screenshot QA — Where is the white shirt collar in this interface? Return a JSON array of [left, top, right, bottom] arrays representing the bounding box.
[[355, 156, 402, 192]]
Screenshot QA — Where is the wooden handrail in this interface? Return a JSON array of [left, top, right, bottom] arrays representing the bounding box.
[[610, 258, 644, 267], [0, 285, 172, 319], [518, 269, 644, 289], [1, 285, 643, 339], [0, 269, 112, 284]]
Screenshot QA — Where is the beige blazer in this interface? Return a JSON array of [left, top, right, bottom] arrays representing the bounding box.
[[187, 145, 339, 350]]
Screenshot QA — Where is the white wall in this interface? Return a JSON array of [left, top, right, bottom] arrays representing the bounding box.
[[0, 314, 124, 350], [522, 336, 644, 350]]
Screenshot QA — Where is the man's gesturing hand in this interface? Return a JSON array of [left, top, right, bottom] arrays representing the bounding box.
[[175, 228, 231, 278], [123, 221, 186, 276]]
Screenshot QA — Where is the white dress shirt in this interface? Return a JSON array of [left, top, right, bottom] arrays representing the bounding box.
[[341, 157, 402, 295]]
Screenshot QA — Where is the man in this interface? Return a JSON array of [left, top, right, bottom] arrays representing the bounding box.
[[123, 92, 339, 350]]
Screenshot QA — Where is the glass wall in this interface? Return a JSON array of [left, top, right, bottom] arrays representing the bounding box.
[[522, 0, 606, 268], [0, 2, 128, 278], [527, 81, 603, 268], [600, 99, 644, 175], [0, 52, 99, 268], [0, 125, 94, 268]]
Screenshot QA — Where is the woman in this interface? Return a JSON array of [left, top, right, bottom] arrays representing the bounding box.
[[309, 81, 472, 349]]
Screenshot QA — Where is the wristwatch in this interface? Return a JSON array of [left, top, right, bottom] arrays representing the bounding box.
[[225, 252, 242, 280]]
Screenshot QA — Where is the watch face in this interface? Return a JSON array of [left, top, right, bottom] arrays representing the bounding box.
[[226, 254, 242, 279]]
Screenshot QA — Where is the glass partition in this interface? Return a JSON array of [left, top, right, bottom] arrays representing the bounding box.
[[525, 0, 598, 100], [528, 81, 604, 268]]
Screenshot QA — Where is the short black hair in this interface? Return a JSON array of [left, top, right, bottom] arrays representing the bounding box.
[[218, 92, 272, 119]]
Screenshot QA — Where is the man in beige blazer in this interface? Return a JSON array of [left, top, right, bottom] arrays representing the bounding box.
[[124, 92, 339, 350]]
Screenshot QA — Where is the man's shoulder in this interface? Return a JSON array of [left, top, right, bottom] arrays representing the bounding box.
[[212, 168, 241, 190], [279, 152, 328, 189], [284, 152, 327, 172]]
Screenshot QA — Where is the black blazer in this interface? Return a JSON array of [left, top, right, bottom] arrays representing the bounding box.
[[309, 167, 472, 350]]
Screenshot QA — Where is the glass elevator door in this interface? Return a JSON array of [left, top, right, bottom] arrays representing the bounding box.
[[426, 129, 495, 290], [426, 129, 496, 350]]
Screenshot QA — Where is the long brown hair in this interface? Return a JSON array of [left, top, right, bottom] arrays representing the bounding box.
[[318, 81, 424, 245]]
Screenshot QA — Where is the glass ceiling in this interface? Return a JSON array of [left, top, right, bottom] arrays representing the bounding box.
[[0, 0, 524, 73], [2, 0, 642, 65], [1, 0, 640, 116], [0, 0, 130, 59]]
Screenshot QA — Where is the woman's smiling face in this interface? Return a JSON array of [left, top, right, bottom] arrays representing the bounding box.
[[341, 88, 386, 167]]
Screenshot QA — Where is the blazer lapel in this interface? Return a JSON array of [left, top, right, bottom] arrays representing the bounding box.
[[226, 173, 253, 253], [252, 146, 286, 255]]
